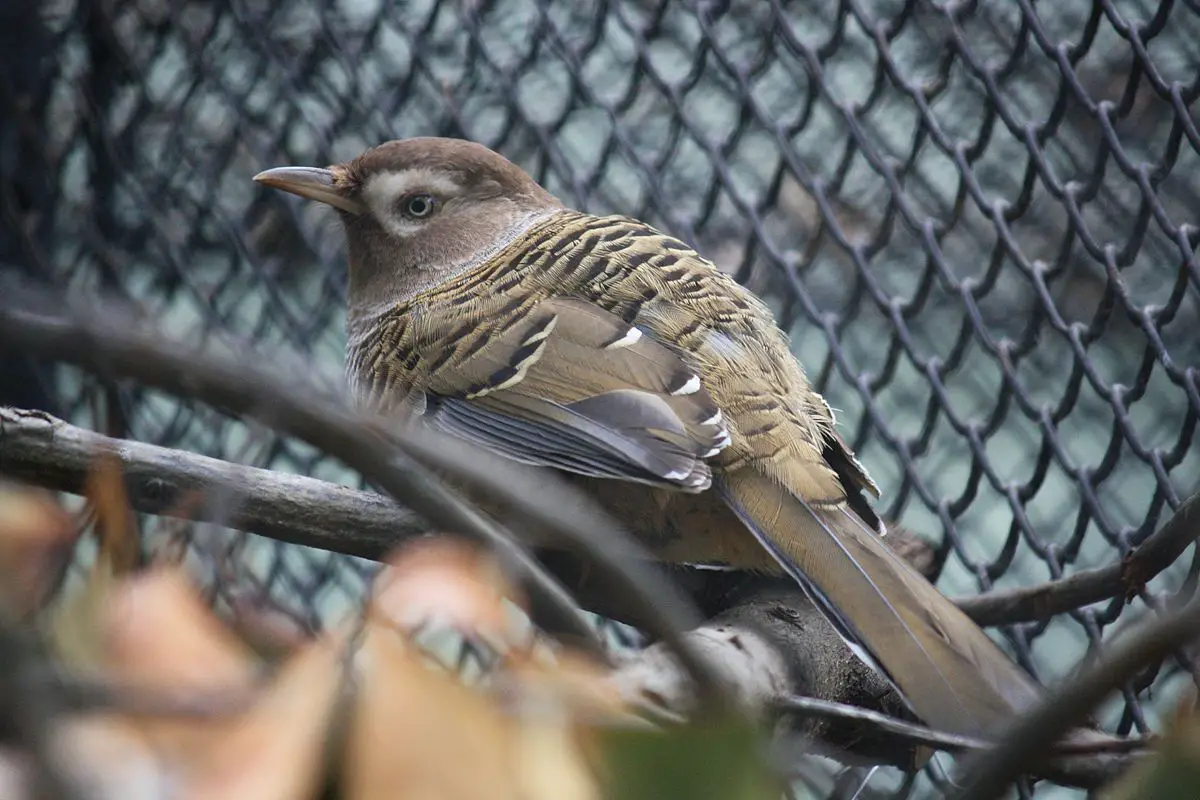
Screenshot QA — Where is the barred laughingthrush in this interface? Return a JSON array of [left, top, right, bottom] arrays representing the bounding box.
[[255, 137, 1042, 737]]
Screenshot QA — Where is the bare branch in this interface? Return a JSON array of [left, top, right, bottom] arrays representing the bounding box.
[[0, 406, 425, 560], [958, 492, 1200, 626], [949, 596, 1200, 800], [775, 696, 1149, 756]]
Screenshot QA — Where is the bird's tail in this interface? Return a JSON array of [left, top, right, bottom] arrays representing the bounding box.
[[719, 469, 1043, 738]]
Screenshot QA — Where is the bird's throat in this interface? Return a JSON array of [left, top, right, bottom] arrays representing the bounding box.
[[345, 208, 562, 346]]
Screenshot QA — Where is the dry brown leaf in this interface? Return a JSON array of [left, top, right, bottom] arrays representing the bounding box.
[[0, 484, 78, 619], [45, 454, 144, 668], [102, 568, 259, 692], [505, 650, 632, 727], [56, 635, 344, 800], [68, 570, 338, 800], [225, 591, 314, 660], [84, 452, 139, 574], [70, 568, 266, 766], [370, 538, 520, 646], [344, 621, 520, 800], [167, 635, 344, 800], [503, 652, 624, 800], [48, 543, 115, 670]]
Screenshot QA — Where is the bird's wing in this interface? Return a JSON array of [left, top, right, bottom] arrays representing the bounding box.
[[514, 214, 1045, 737], [413, 296, 730, 491]]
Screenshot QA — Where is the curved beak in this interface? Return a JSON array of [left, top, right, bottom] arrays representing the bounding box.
[[253, 166, 365, 215]]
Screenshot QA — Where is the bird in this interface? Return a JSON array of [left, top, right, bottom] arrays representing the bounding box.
[[254, 137, 1043, 738]]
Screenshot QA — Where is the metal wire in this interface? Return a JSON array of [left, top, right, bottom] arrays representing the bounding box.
[[1, 0, 1197, 795]]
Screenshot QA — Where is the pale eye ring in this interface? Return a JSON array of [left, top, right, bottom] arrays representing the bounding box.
[[402, 193, 436, 219]]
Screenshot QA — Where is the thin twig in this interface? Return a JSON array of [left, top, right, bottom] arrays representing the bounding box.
[[0, 290, 731, 708], [948, 596, 1200, 800], [776, 695, 1149, 756], [958, 492, 1200, 626]]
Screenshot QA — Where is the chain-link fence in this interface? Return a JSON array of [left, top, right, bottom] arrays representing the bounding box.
[[2, 0, 1198, 796]]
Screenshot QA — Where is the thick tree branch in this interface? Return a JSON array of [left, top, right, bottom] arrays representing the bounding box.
[[610, 583, 929, 769], [0, 406, 424, 560], [607, 580, 1139, 789]]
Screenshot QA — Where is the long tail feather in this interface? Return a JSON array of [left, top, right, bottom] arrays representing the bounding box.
[[718, 470, 1043, 738]]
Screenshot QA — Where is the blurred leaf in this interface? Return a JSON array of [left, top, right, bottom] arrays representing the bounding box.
[[1102, 696, 1196, 799], [225, 589, 315, 660], [370, 537, 521, 648], [47, 539, 114, 670], [512, 713, 600, 800], [164, 635, 343, 799], [506, 649, 632, 726], [596, 718, 779, 800], [344, 621, 521, 800], [52, 715, 165, 799], [101, 568, 260, 692], [53, 634, 343, 800], [74, 568, 265, 769], [84, 452, 139, 574], [0, 483, 78, 619], [48, 456, 146, 667], [501, 651, 631, 800]]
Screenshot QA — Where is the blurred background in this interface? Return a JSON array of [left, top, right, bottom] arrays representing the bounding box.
[[1, 0, 1197, 796]]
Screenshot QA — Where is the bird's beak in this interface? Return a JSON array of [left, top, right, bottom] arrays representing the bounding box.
[[252, 166, 365, 215]]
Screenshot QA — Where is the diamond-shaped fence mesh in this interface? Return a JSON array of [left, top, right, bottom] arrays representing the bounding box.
[[2, 0, 1198, 796]]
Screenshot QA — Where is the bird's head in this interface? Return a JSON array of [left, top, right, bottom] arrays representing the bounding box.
[[254, 137, 563, 329]]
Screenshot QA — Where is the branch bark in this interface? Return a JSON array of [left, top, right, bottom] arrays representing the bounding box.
[[0, 406, 424, 560]]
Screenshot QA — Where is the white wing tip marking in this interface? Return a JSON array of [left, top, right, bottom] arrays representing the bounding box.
[[702, 409, 723, 426], [664, 468, 691, 481], [604, 326, 643, 349], [467, 339, 549, 398], [670, 374, 702, 396], [521, 314, 559, 346], [701, 446, 723, 458]]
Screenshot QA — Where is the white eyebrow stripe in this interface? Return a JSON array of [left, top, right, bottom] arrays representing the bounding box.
[[362, 168, 463, 218]]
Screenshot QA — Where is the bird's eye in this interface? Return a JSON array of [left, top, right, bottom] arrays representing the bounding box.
[[402, 194, 436, 219]]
